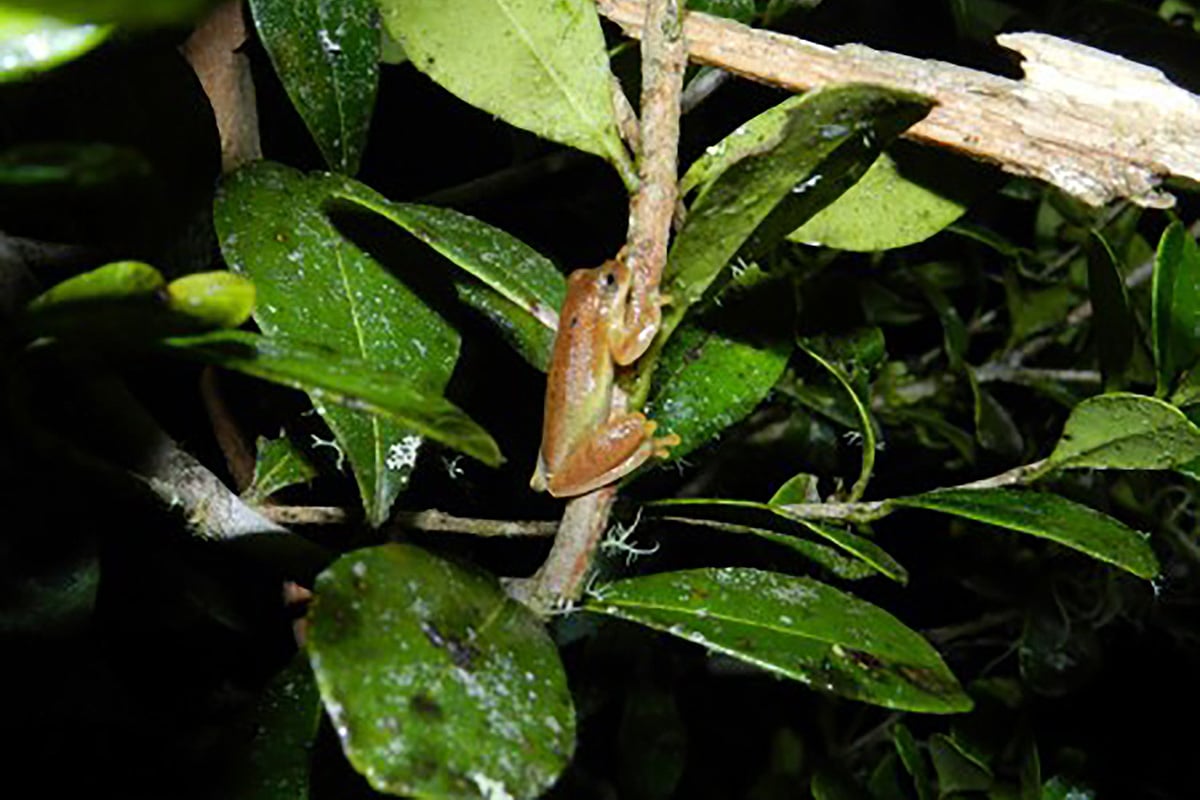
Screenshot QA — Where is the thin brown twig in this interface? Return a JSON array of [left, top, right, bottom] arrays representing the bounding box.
[[392, 509, 558, 537], [199, 366, 255, 493]]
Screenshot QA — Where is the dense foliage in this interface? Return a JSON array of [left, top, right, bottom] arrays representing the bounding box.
[[2, 0, 1199, 798]]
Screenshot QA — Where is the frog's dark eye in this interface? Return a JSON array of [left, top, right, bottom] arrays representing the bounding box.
[[602, 272, 616, 286]]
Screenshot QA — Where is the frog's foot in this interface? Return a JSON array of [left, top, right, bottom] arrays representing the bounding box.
[[652, 432, 681, 459], [640, 418, 680, 459]]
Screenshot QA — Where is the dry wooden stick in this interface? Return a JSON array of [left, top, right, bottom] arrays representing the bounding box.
[[597, 0, 1200, 209]]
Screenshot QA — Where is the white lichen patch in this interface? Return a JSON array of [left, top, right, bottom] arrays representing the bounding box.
[[386, 435, 422, 471]]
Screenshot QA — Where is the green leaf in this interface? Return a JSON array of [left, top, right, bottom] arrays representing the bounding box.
[[646, 279, 792, 462], [0, 142, 150, 188], [893, 723, 933, 800], [788, 148, 972, 251], [651, 497, 908, 583], [1152, 221, 1200, 397], [453, 279, 557, 371], [228, 655, 322, 800], [248, 0, 378, 174], [0, 0, 220, 25], [769, 472, 820, 505], [306, 544, 574, 799], [585, 568, 970, 713], [650, 513, 879, 581], [327, 175, 565, 339], [0, 7, 110, 81], [377, 0, 635, 187], [215, 161, 463, 526], [1085, 232, 1134, 390], [798, 330, 884, 501], [161, 330, 503, 468], [892, 488, 1159, 579], [245, 435, 318, 502], [27, 260, 164, 310], [165, 271, 256, 330], [23, 261, 253, 340], [929, 733, 993, 794], [667, 86, 931, 315], [811, 769, 870, 800], [866, 753, 910, 800], [1043, 392, 1200, 472]]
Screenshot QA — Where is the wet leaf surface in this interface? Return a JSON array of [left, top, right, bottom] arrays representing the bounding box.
[[586, 568, 970, 713], [306, 544, 574, 798], [893, 488, 1159, 579], [249, 0, 379, 174]]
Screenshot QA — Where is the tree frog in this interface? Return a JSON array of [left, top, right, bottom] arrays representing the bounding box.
[[531, 257, 678, 497]]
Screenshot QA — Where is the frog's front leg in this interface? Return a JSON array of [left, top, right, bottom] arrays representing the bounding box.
[[540, 412, 680, 498]]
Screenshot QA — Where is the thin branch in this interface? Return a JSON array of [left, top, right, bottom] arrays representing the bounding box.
[[507, 487, 617, 612], [392, 509, 558, 537], [623, 0, 687, 359], [780, 458, 1049, 522], [200, 366, 255, 493], [597, 0, 1200, 208], [610, 74, 642, 155], [259, 505, 350, 526]]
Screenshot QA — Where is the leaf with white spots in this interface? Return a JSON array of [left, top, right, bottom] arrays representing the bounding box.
[[160, 331, 501, 467], [586, 568, 970, 713], [646, 270, 793, 462], [215, 161, 462, 526], [326, 175, 565, 370], [306, 544, 575, 799], [248, 0, 379, 174]]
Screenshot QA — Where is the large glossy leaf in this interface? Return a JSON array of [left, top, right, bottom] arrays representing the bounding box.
[[0, 0, 219, 25], [651, 498, 907, 583], [666, 86, 931, 322], [892, 488, 1159, 579], [215, 161, 462, 526], [327, 175, 565, 341], [378, 0, 634, 186], [645, 274, 792, 461], [162, 330, 502, 467], [306, 544, 574, 799], [1085, 233, 1134, 390], [788, 148, 972, 251], [1152, 221, 1200, 397], [1042, 392, 1200, 472], [244, 435, 318, 502], [249, 0, 378, 174], [0, 8, 110, 82], [586, 568, 970, 713]]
